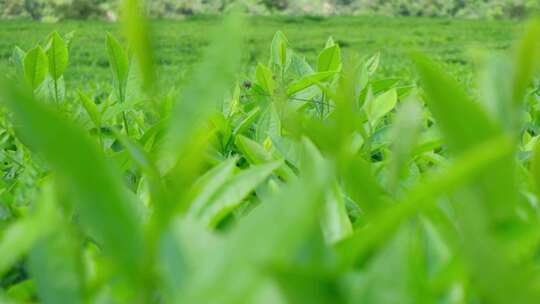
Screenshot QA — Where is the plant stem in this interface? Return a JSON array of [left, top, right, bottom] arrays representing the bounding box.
[[118, 84, 130, 136], [122, 112, 130, 137], [53, 78, 60, 106]]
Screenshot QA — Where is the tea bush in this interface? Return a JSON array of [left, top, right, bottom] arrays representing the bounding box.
[[1, 2, 540, 303]]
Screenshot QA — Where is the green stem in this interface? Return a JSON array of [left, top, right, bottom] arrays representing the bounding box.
[[53, 78, 60, 106], [118, 84, 130, 136], [122, 112, 130, 137]]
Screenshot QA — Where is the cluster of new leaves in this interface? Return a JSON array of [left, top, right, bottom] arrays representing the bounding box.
[[1, 3, 540, 304]]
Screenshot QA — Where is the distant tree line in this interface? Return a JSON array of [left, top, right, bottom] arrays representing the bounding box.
[[1, 0, 538, 21]]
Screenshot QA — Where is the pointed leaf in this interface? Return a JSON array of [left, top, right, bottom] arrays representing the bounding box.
[[317, 44, 341, 72], [365, 88, 397, 127], [46, 32, 69, 80], [23, 46, 48, 90], [256, 63, 276, 95]]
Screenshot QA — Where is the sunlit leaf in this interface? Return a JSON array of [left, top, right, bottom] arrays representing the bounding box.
[[46, 32, 68, 80], [23, 46, 48, 90]]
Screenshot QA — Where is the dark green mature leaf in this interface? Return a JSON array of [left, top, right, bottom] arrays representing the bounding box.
[[23, 46, 48, 90], [46, 32, 69, 80], [0, 82, 145, 285]]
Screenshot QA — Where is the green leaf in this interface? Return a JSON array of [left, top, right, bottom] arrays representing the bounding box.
[[106, 33, 130, 89], [351, 223, 430, 304], [122, 0, 156, 91], [188, 157, 238, 216], [46, 32, 69, 80], [27, 183, 84, 304], [337, 136, 513, 267], [414, 53, 524, 262], [200, 161, 282, 227], [235, 135, 295, 181], [78, 91, 101, 128], [23, 46, 48, 90], [255, 103, 281, 143], [181, 141, 331, 303], [235, 134, 274, 164], [1, 82, 145, 285], [511, 19, 540, 108], [366, 52, 380, 75], [6, 280, 36, 302], [255, 63, 276, 95], [272, 136, 301, 168], [387, 99, 423, 191], [0, 210, 53, 277], [321, 182, 352, 244], [270, 30, 290, 68], [160, 13, 244, 178], [287, 71, 337, 96], [233, 107, 261, 136], [364, 88, 397, 127], [0, 179, 56, 276], [29, 225, 85, 304], [290, 53, 314, 77], [530, 141, 540, 196], [11, 46, 26, 77], [325, 36, 336, 48], [317, 44, 341, 72], [413, 54, 499, 153]]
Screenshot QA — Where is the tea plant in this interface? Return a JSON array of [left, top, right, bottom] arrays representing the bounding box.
[[1, 3, 540, 304]]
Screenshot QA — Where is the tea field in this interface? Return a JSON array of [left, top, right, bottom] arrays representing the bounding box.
[[2, 10, 540, 304], [0, 16, 517, 91]]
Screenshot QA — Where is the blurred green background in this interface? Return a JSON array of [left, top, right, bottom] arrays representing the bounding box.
[[0, 16, 518, 95]]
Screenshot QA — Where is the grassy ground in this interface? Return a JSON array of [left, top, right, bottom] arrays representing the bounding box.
[[0, 15, 518, 93]]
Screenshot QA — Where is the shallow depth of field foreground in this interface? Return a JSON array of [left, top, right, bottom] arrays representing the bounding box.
[[1, 1, 540, 304]]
